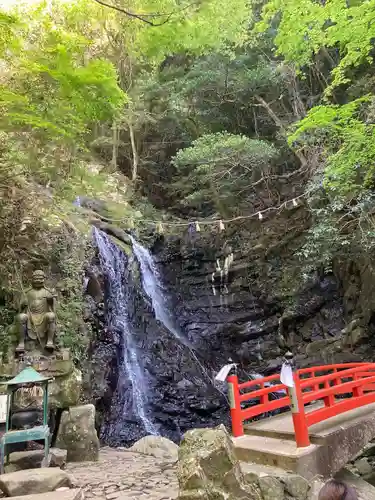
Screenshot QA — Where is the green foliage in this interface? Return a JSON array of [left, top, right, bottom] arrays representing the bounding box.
[[250, 0, 375, 273], [0, 3, 128, 360], [171, 132, 277, 215], [0, 2, 128, 262], [0, 11, 19, 55], [50, 234, 94, 364], [255, 0, 375, 94], [0, 203, 93, 364], [289, 96, 375, 196], [297, 189, 375, 277], [141, 51, 287, 135], [0, 305, 16, 359], [3, 0, 375, 343], [133, 0, 250, 62], [0, 0, 256, 367], [44, 0, 250, 67], [1, 8, 125, 145]]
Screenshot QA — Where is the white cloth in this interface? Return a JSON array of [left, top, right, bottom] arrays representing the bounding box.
[[280, 362, 295, 388], [215, 363, 237, 382]]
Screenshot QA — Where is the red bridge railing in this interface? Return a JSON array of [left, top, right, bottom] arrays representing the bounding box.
[[227, 362, 375, 447]]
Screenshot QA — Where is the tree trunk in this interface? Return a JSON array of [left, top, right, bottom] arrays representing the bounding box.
[[111, 120, 118, 171], [255, 95, 307, 167], [128, 121, 138, 181]]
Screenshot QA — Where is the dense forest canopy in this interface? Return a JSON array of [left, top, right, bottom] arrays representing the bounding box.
[[1, 0, 375, 309]]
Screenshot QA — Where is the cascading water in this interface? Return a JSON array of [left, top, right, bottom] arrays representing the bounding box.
[[130, 238, 286, 415], [93, 227, 158, 443], [130, 236, 229, 401], [130, 236, 187, 344], [91, 226, 232, 445]]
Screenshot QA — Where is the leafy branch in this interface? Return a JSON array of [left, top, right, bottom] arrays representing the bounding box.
[[92, 0, 199, 26]]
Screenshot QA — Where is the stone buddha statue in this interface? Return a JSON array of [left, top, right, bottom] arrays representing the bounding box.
[[15, 270, 57, 353]]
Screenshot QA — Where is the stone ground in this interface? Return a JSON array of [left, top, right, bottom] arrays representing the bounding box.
[[66, 447, 178, 500]]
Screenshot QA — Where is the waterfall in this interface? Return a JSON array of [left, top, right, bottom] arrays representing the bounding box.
[[130, 236, 228, 401], [73, 196, 81, 207], [129, 238, 285, 412], [93, 228, 158, 440], [130, 236, 186, 343]]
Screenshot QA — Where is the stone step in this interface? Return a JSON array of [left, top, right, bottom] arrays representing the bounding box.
[[233, 435, 324, 480], [244, 402, 375, 445], [244, 424, 298, 443], [9, 489, 84, 500], [244, 403, 324, 444]]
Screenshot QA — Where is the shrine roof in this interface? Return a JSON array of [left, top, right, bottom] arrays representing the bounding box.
[[3, 366, 51, 386]]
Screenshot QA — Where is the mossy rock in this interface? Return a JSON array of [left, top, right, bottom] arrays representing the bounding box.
[[55, 404, 99, 462], [49, 367, 82, 408], [178, 426, 262, 500], [8, 366, 82, 410], [109, 235, 132, 256]]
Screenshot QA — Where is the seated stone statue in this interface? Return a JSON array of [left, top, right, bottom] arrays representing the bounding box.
[[15, 270, 57, 353]]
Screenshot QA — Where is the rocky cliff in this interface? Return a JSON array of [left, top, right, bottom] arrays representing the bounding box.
[[81, 196, 375, 448], [152, 207, 369, 376]]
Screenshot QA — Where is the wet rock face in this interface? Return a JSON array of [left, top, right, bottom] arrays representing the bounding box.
[[82, 262, 120, 433], [85, 229, 228, 447], [87, 226, 371, 448], [98, 259, 227, 446], [154, 235, 347, 377]]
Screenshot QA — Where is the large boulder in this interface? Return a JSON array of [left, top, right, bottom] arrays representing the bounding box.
[[56, 404, 100, 462], [129, 435, 179, 462], [10, 489, 83, 500], [4, 448, 67, 473], [0, 468, 72, 496], [49, 368, 83, 408], [242, 463, 310, 500], [178, 425, 262, 500]]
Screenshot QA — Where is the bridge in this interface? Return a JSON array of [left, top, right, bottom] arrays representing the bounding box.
[[227, 362, 375, 480]]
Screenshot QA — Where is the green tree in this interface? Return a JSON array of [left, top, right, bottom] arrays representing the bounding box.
[[80, 0, 252, 178], [171, 132, 277, 216], [91, 0, 250, 63], [255, 0, 375, 94], [289, 96, 375, 197], [251, 0, 375, 267]]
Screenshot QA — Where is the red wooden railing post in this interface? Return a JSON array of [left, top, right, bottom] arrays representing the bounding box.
[[227, 374, 244, 437], [290, 371, 310, 448], [352, 373, 364, 397]]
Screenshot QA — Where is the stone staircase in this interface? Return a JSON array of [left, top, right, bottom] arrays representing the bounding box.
[[233, 402, 375, 480]]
